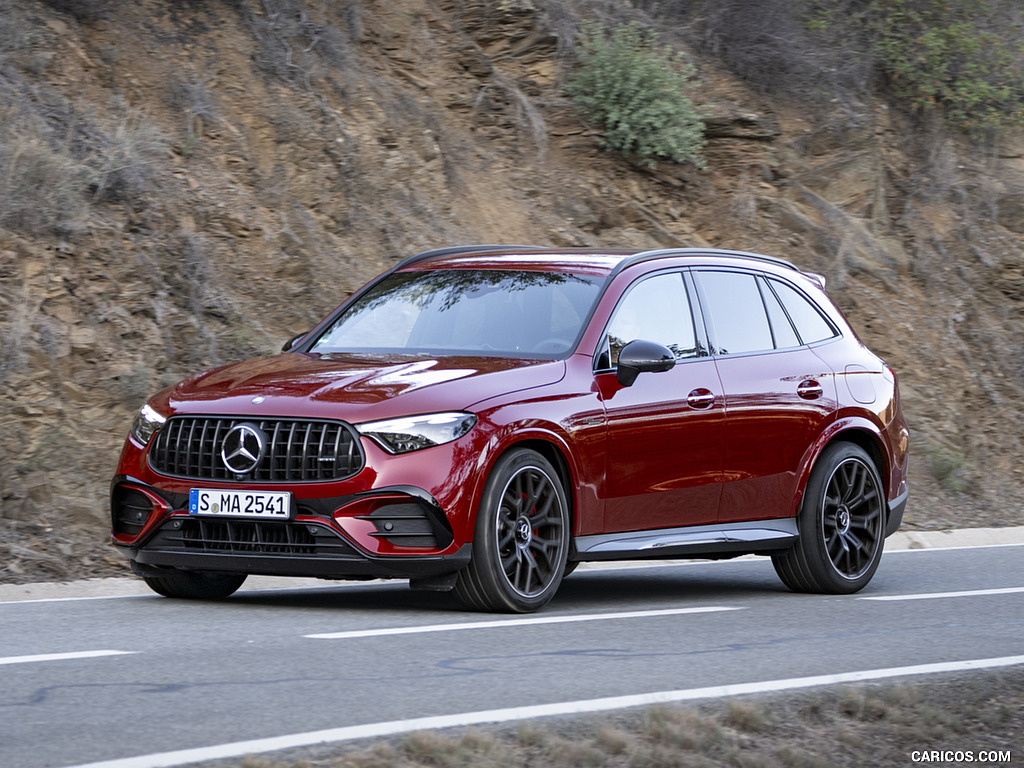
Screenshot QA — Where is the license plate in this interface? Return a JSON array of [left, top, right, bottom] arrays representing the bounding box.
[[189, 489, 292, 519]]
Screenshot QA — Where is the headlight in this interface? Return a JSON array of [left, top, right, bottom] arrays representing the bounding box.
[[356, 412, 477, 454], [129, 403, 167, 445]]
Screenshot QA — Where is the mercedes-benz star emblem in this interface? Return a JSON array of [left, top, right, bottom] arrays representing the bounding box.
[[221, 423, 265, 475]]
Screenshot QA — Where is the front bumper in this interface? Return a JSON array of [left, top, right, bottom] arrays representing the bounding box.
[[111, 476, 472, 581], [123, 529, 472, 580]]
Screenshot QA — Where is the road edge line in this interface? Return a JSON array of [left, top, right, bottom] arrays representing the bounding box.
[[63, 654, 1024, 768]]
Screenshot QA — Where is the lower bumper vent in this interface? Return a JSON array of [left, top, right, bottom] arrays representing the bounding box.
[[150, 518, 359, 557], [112, 487, 154, 537], [358, 501, 454, 549]]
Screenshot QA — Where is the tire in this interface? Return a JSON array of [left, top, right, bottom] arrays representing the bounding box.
[[772, 442, 885, 594], [143, 570, 247, 600], [455, 449, 570, 612]]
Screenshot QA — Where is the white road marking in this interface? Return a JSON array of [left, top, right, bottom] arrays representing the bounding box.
[[860, 586, 1024, 601], [305, 605, 741, 640], [0, 650, 136, 666], [62, 654, 1024, 768], [1, 595, 154, 605]]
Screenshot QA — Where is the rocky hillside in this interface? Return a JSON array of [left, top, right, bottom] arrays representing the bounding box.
[[1, 0, 1023, 582]]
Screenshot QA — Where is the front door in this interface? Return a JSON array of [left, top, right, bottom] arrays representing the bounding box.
[[598, 271, 725, 532]]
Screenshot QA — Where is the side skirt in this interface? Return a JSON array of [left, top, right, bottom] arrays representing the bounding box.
[[573, 519, 798, 562]]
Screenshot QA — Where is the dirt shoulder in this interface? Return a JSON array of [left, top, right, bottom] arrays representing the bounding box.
[[215, 667, 1024, 768]]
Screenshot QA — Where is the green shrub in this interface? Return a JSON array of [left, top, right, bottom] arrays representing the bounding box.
[[870, 0, 1024, 134], [565, 22, 706, 169]]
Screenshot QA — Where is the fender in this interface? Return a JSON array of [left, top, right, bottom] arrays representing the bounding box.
[[790, 415, 890, 518], [464, 414, 602, 539]]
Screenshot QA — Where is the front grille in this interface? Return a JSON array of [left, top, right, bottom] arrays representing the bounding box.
[[153, 518, 359, 557], [150, 417, 363, 482]]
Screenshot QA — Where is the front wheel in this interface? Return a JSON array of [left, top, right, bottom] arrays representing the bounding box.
[[773, 442, 885, 594], [455, 449, 570, 612], [142, 570, 247, 600]]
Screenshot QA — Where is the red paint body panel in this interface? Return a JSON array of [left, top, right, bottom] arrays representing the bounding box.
[[597, 360, 724, 531], [714, 346, 838, 522]]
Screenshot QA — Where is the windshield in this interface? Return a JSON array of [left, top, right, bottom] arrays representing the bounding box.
[[310, 269, 604, 357]]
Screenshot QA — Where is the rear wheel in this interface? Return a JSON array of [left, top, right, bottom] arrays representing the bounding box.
[[455, 449, 569, 612], [142, 570, 247, 600], [773, 442, 885, 594]]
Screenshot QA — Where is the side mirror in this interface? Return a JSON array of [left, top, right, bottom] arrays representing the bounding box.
[[616, 340, 675, 387], [282, 332, 308, 352]]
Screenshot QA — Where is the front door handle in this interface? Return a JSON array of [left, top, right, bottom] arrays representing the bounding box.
[[686, 388, 715, 410], [797, 379, 823, 400]]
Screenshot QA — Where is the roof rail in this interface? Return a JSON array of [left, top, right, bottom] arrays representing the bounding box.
[[392, 244, 547, 272], [613, 247, 802, 277], [388, 245, 824, 287]]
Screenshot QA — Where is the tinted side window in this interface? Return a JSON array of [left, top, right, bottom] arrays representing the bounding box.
[[697, 271, 773, 355], [604, 272, 700, 367], [768, 279, 838, 344]]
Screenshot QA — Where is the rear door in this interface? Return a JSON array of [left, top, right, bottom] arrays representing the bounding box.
[[693, 269, 838, 522]]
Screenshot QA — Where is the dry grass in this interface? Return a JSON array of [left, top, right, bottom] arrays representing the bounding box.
[[186, 670, 1023, 768], [0, 132, 90, 236]]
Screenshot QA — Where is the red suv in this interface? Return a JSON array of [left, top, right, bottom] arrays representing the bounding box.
[[111, 246, 909, 612]]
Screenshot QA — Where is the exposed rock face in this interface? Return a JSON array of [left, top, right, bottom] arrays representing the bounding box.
[[1, 0, 1023, 581], [703, 102, 782, 141]]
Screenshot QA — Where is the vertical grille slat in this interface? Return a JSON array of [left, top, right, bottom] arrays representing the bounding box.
[[270, 423, 282, 483], [331, 426, 342, 478], [317, 424, 328, 474], [173, 420, 186, 475], [198, 420, 210, 478], [287, 422, 298, 480], [301, 423, 311, 480], [150, 417, 363, 482], [186, 420, 199, 477]]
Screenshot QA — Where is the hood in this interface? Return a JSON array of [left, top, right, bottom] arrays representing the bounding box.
[[160, 352, 566, 422]]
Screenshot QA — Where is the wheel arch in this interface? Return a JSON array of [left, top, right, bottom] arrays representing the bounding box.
[[799, 419, 891, 518], [471, 430, 579, 536], [496, 437, 576, 525], [828, 429, 886, 489]]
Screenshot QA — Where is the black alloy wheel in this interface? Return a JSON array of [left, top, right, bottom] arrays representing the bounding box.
[[773, 442, 885, 594], [456, 448, 569, 612]]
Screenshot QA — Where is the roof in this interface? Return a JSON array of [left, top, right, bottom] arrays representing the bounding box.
[[394, 244, 812, 282]]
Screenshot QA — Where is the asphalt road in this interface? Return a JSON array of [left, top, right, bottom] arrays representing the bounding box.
[[2, 542, 1023, 768]]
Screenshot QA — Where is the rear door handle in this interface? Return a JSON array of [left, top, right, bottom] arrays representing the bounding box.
[[797, 379, 823, 400], [686, 388, 716, 410]]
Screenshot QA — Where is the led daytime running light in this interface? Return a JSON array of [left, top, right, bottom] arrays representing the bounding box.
[[130, 403, 167, 445], [357, 412, 476, 454]]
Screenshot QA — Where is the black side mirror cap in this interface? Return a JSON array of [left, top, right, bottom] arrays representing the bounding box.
[[282, 332, 308, 353], [616, 339, 676, 386]]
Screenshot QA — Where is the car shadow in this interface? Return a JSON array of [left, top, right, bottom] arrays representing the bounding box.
[[553, 565, 790, 608], [217, 559, 791, 614]]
